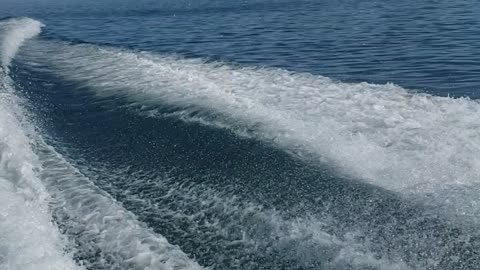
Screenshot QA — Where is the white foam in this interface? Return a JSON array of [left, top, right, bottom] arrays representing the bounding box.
[[0, 18, 82, 270], [0, 178, 82, 270], [0, 17, 43, 72], [34, 141, 204, 270], [67, 162, 411, 270], [0, 94, 83, 270], [22, 43, 480, 196], [13, 34, 478, 268], [0, 18, 202, 270]]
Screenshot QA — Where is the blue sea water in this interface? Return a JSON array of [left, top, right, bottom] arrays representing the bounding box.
[[0, 1, 480, 270]]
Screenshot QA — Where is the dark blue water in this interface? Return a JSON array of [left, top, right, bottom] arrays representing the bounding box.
[[1, 1, 480, 270]]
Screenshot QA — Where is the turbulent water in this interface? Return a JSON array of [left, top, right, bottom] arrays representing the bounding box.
[[1, 1, 480, 270]]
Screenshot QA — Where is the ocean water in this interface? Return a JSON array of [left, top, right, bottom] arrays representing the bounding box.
[[0, 0, 479, 269]]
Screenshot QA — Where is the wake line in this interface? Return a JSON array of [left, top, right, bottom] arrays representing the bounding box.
[[0, 18, 204, 270], [0, 18, 82, 270], [19, 41, 480, 197], [9, 19, 480, 269], [66, 158, 412, 270], [34, 139, 205, 270]]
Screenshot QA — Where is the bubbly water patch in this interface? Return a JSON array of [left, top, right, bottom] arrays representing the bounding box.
[[0, 18, 203, 270], [0, 178, 82, 270], [20, 42, 480, 196], [0, 18, 82, 270], [34, 140, 204, 270], [64, 160, 410, 270], [0, 92, 83, 270], [12, 31, 480, 268]]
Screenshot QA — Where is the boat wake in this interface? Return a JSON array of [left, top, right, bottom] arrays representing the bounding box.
[[0, 17, 202, 270], [3, 17, 480, 270]]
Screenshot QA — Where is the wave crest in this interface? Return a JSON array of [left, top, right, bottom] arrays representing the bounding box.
[[0, 17, 43, 73]]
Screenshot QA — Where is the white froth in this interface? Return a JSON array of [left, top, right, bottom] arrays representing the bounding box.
[[0, 18, 43, 72], [0, 94, 82, 270], [11, 27, 479, 268], [23, 43, 480, 195], [0, 179, 82, 270], [70, 163, 411, 270], [0, 18, 82, 270], [35, 142, 204, 270], [0, 18, 201, 270]]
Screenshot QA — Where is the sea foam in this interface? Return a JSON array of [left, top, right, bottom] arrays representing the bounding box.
[[0, 18, 204, 270], [21, 43, 480, 197], [0, 18, 82, 270]]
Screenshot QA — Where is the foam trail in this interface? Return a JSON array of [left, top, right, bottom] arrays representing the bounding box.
[[12, 28, 480, 268], [0, 18, 82, 270], [21, 43, 480, 197], [0, 100, 83, 270], [68, 161, 410, 270], [34, 140, 204, 270], [0, 18, 203, 270]]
